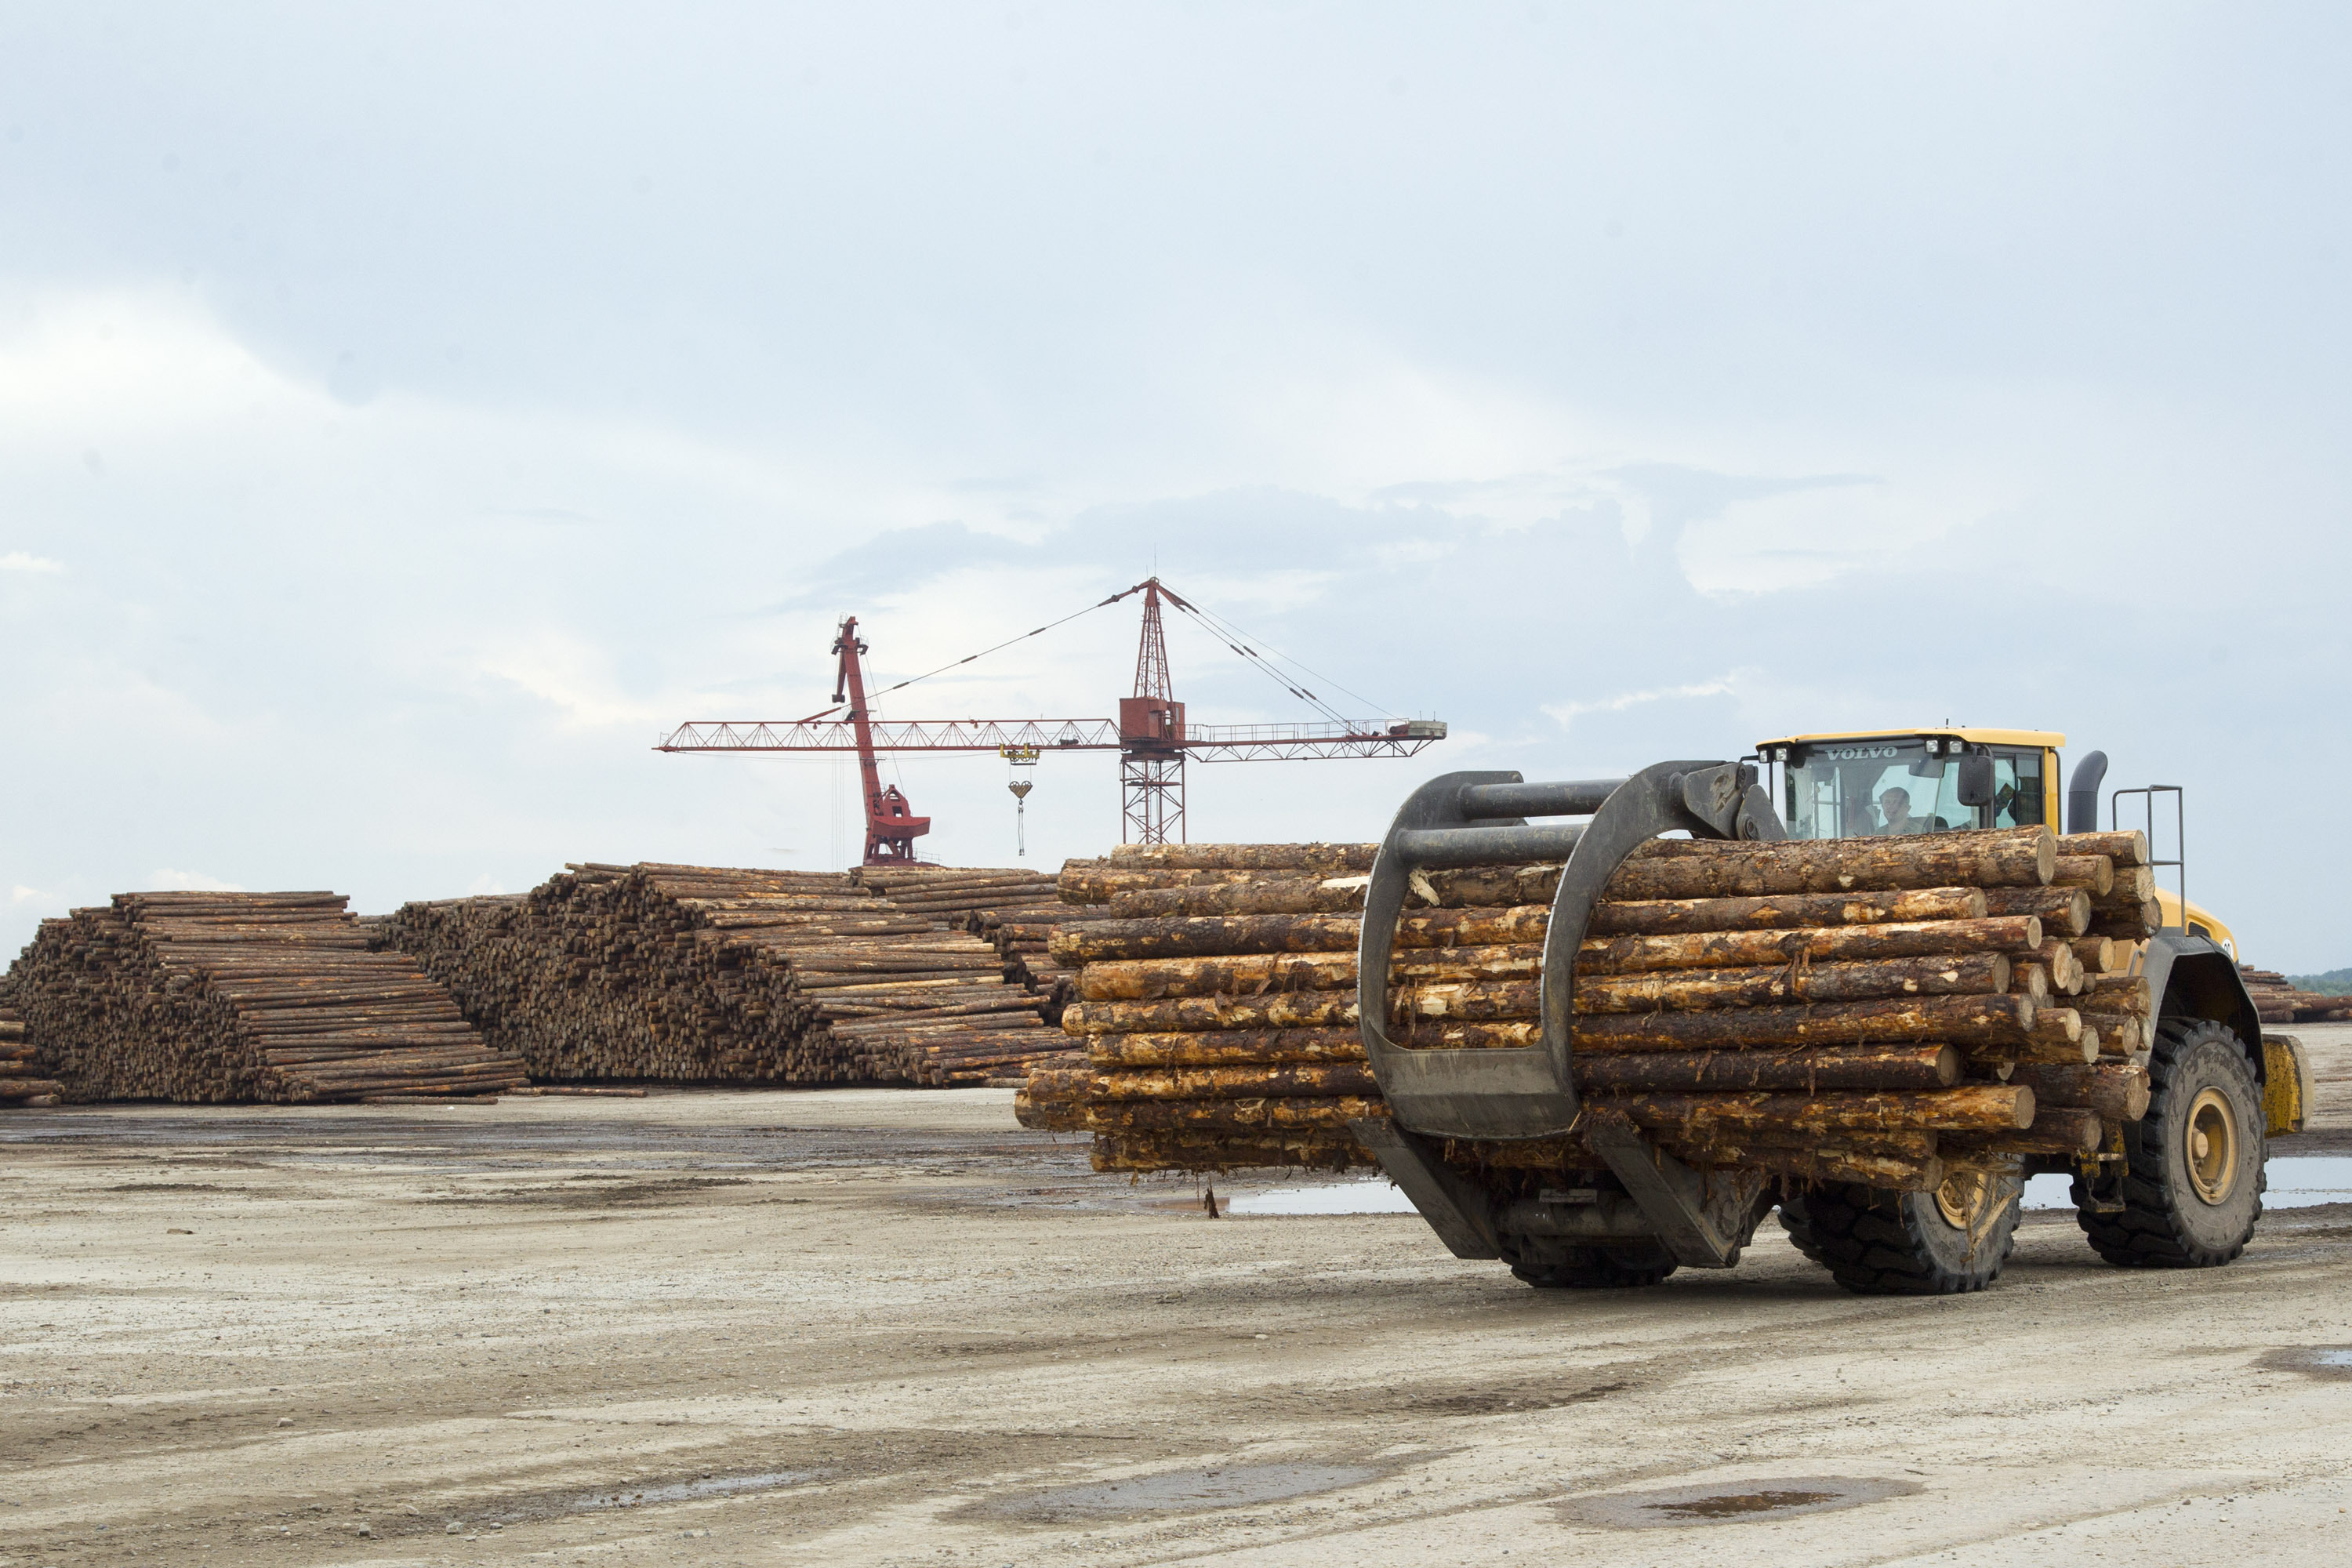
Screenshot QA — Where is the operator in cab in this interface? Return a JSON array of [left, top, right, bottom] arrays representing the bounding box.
[[1878, 786, 1926, 835]]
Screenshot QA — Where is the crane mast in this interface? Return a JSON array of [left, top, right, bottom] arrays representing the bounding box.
[[1119, 579, 1185, 846], [832, 617, 932, 863]]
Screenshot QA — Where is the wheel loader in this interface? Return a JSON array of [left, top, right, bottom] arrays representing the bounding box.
[[1352, 728, 2313, 1295]]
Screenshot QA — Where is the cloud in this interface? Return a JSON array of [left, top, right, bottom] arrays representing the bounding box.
[[1673, 478, 1983, 597], [0, 551, 62, 572], [469, 634, 669, 731], [144, 869, 245, 892], [1543, 674, 1743, 731]]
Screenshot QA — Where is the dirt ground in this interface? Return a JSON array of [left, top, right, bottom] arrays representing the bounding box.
[[5, 1029, 2352, 1567]]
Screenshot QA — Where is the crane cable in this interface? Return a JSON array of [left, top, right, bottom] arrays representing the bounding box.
[[797, 585, 1146, 721], [1161, 595, 1392, 728], [809, 576, 1394, 730]]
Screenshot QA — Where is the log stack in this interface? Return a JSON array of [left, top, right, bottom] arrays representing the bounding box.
[[3, 892, 528, 1103], [2240, 967, 2352, 1025], [850, 864, 1105, 1047], [1034, 830, 2166, 1193], [0, 1004, 60, 1107], [385, 863, 1067, 1087]]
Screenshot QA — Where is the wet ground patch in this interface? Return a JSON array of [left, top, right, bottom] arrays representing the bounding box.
[[984, 1461, 1383, 1520], [2259, 1345, 2352, 1379], [1556, 1475, 1922, 1528]]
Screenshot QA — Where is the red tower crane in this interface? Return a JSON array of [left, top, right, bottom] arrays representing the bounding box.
[[656, 577, 1446, 866]]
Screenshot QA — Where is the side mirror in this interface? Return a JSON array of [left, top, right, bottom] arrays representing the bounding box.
[[1955, 754, 1997, 808]]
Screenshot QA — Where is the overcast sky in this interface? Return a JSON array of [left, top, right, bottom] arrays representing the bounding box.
[[3, 5, 2348, 966]]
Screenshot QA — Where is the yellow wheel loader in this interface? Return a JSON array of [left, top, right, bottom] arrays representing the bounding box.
[[1354, 730, 2310, 1296]]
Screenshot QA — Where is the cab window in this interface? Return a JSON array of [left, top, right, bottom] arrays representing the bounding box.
[[1990, 750, 2045, 828], [1783, 741, 1970, 840]]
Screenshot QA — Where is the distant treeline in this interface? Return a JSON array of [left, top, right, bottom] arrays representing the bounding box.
[[2286, 967, 2352, 996]]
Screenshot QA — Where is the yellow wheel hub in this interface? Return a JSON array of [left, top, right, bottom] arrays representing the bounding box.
[[2186, 1086, 2239, 1206], [1934, 1170, 1991, 1229]]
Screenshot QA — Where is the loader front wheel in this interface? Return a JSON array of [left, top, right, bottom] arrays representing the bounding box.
[[2078, 1018, 2264, 1268], [1780, 1172, 2020, 1295], [1511, 1244, 1679, 1289]]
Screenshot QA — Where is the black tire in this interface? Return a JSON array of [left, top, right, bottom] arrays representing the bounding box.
[[2078, 1018, 2265, 1268], [1780, 1172, 2020, 1295], [1511, 1244, 1679, 1289]]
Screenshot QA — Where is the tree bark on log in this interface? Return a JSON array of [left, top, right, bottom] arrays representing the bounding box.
[[1603, 828, 2053, 899], [1061, 993, 1365, 1034], [2053, 855, 2115, 896], [2085, 902, 2161, 941], [1592, 1083, 2033, 1134], [1083, 1094, 1390, 1132], [2011, 940, 2083, 995], [2078, 974, 2154, 1017], [2081, 1013, 2144, 1056], [1570, 993, 2034, 1054], [1087, 1063, 1381, 1101], [1573, 953, 2011, 1013], [1087, 1028, 1367, 1067], [2070, 936, 2118, 975], [1945, 1106, 2102, 1154], [2010, 1062, 2151, 1120], [2056, 829, 2149, 867], [1089, 1132, 1374, 1174], [1980, 887, 2092, 936], [1575, 917, 2040, 975], [1587, 887, 1987, 936], [1572, 1043, 1961, 1091], [1109, 877, 1370, 919], [1106, 843, 1378, 873], [1665, 1142, 1943, 1194]]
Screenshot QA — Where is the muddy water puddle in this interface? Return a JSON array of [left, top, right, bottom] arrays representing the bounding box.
[[569, 1469, 825, 1511], [1558, 1475, 1922, 1529], [1227, 1181, 1416, 1215], [993, 1462, 1381, 1519], [2259, 1345, 2352, 1377]]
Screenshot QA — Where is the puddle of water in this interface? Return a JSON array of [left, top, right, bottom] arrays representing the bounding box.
[[569, 1470, 821, 1512], [1558, 1475, 1921, 1530], [2025, 1156, 2352, 1211], [998, 1462, 1379, 1517], [1226, 1181, 1417, 1216], [2260, 1346, 2352, 1377], [1656, 1489, 1837, 1519]]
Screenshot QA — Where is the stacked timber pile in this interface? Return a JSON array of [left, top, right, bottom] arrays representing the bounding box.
[[5, 892, 528, 1103], [0, 1004, 61, 1107], [849, 863, 1102, 1040], [2240, 967, 2352, 1024], [386, 864, 1065, 1086], [1027, 830, 2164, 1194], [851, 866, 1062, 928]]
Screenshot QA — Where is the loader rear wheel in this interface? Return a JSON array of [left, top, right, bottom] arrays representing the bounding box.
[[2077, 1018, 2264, 1268], [1780, 1173, 2020, 1295], [1511, 1244, 1679, 1289]]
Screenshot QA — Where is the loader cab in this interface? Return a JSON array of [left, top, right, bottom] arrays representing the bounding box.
[[1754, 727, 2243, 953], [1755, 728, 2063, 842]]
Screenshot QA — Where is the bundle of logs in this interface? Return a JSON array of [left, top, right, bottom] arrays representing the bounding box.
[[850, 864, 1101, 1047], [384, 863, 1069, 1087], [2238, 967, 2352, 1025], [1020, 827, 2164, 1194], [0, 1004, 61, 1106], [3, 892, 528, 1103]]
